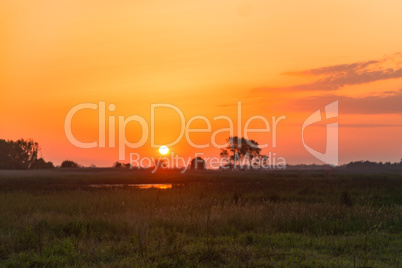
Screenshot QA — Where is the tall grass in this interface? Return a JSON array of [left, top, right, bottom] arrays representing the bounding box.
[[0, 170, 400, 267]]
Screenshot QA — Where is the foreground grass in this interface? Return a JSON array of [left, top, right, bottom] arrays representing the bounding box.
[[0, 170, 401, 267]]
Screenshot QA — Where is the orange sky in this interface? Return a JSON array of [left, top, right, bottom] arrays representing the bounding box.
[[1, 0, 401, 167]]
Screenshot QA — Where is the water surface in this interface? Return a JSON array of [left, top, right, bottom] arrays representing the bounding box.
[[89, 183, 173, 189]]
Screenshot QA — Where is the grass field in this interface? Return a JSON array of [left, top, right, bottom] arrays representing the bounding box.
[[0, 169, 401, 267]]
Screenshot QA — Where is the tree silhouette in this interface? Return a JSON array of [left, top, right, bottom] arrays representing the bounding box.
[[220, 136, 262, 170], [0, 139, 40, 169]]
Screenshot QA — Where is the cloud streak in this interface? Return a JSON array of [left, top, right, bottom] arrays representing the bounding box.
[[282, 60, 379, 76], [263, 53, 402, 91]]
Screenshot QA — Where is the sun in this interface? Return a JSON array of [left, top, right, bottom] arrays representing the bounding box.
[[159, 146, 169, 155]]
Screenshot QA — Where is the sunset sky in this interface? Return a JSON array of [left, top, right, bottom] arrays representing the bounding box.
[[1, 0, 401, 167]]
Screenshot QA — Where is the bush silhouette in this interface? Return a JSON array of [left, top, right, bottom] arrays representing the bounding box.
[[30, 158, 54, 169], [190, 157, 205, 170], [61, 160, 79, 168]]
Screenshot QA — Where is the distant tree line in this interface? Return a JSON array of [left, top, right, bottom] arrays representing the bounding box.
[[344, 160, 402, 168], [286, 160, 402, 170], [113, 162, 131, 168], [2, 138, 400, 171]]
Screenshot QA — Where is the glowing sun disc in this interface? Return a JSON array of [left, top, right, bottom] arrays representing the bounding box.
[[159, 146, 169, 155]]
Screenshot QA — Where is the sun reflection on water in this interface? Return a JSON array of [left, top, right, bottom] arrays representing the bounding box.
[[89, 183, 173, 189]]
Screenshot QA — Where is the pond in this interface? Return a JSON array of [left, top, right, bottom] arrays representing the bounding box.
[[88, 183, 173, 189]]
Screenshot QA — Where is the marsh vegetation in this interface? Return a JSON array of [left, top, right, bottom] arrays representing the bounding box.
[[0, 169, 400, 267]]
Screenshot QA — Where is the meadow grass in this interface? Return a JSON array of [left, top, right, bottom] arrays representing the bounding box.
[[0, 169, 400, 267]]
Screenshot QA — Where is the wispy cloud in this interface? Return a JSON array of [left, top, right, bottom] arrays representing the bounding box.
[[262, 53, 402, 91], [282, 60, 379, 76]]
